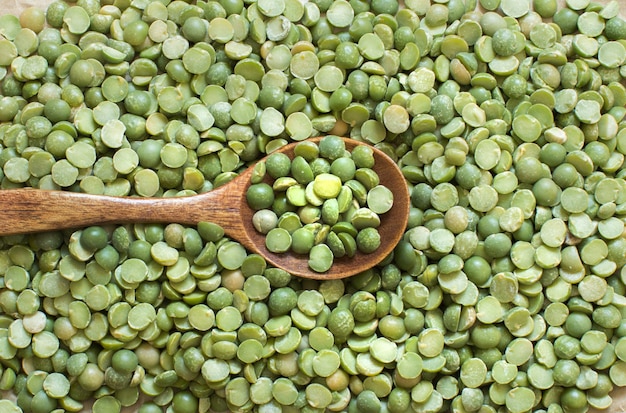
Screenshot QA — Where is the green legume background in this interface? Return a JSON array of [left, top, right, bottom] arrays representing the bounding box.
[[0, 0, 626, 412]]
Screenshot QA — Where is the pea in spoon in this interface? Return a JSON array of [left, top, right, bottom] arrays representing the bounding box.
[[0, 137, 409, 280]]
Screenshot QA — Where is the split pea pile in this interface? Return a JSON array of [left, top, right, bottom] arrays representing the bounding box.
[[0, 0, 625, 412], [247, 136, 394, 273]]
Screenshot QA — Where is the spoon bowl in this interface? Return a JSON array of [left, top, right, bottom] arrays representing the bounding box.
[[0, 137, 410, 279]]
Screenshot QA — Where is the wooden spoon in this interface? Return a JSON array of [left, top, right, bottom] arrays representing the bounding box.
[[0, 137, 410, 280]]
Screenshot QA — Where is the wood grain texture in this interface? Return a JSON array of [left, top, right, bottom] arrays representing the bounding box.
[[0, 178, 249, 235]]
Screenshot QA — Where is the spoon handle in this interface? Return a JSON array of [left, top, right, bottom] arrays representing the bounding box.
[[0, 187, 243, 236]]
